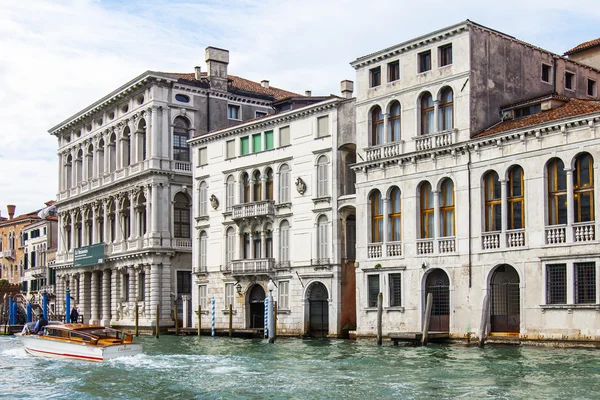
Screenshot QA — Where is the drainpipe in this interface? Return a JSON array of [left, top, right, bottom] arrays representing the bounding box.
[[553, 57, 557, 93], [467, 147, 472, 288], [206, 92, 210, 133]]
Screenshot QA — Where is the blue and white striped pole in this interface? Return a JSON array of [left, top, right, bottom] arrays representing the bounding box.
[[211, 297, 215, 337], [8, 296, 14, 325], [26, 301, 32, 323], [42, 290, 48, 320], [264, 296, 268, 338], [65, 287, 71, 323]]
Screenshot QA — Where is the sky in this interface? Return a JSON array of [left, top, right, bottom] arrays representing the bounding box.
[[1, 0, 599, 216]]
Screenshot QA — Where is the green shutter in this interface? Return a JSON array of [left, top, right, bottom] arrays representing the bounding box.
[[240, 136, 249, 155], [253, 133, 262, 153], [265, 131, 274, 150]]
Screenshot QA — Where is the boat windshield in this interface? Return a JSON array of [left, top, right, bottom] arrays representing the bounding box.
[[77, 328, 124, 339]]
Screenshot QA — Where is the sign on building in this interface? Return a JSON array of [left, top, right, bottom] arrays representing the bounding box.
[[73, 244, 105, 267]]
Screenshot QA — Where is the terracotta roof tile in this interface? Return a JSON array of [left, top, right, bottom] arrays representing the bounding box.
[[475, 98, 600, 138], [164, 72, 301, 101], [565, 38, 600, 55]]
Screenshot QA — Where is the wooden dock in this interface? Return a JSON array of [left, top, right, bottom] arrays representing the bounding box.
[[388, 332, 449, 346], [167, 327, 264, 338]]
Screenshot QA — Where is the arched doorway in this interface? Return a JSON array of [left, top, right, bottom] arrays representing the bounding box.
[[490, 265, 520, 333], [307, 282, 329, 337], [425, 269, 450, 332], [247, 285, 265, 329]]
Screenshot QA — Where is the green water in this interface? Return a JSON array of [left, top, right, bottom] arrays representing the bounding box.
[[1, 335, 599, 399]]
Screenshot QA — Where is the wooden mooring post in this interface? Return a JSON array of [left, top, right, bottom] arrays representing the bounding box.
[[422, 293, 433, 346], [478, 294, 489, 348], [134, 302, 139, 337], [155, 304, 160, 338], [274, 301, 278, 337], [174, 304, 179, 335], [228, 304, 233, 337], [377, 292, 383, 346], [197, 305, 201, 337]]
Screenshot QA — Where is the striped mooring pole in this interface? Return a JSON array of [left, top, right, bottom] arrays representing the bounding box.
[[211, 297, 215, 337], [264, 296, 268, 338]]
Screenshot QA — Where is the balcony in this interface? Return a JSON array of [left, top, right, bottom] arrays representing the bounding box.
[[174, 161, 191, 172], [574, 221, 595, 242], [365, 141, 404, 162], [415, 129, 456, 151], [367, 243, 382, 259], [545, 225, 567, 245], [193, 265, 207, 275], [226, 258, 274, 276], [416, 239, 434, 255], [3, 249, 15, 259], [232, 201, 275, 221]]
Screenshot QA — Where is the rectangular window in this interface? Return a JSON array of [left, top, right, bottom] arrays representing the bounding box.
[[439, 44, 452, 67], [139, 272, 145, 301], [199, 285, 208, 311], [389, 273, 402, 307], [541, 64, 552, 83], [588, 79, 597, 97], [177, 271, 191, 294], [575, 262, 596, 304], [240, 136, 250, 156], [317, 115, 329, 137], [370, 66, 381, 87], [264, 130, 274, 150], [565, 71, 575, 90], [252, 133, 262, 153], [225, 283, 234, 308], [227, 104, 241, 120], [546, 264, 567, 304], [279, 281, 289, 310], [255, 111, 268, 118], [226, 140, 236, 159], [367, 275, 380, 308], [279, 126, 290, 147], [418, 50, 431, 73], [198, 147, 207, 166], [388, 60, 399, 82]]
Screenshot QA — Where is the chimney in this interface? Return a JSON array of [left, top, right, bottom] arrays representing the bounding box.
[[305, 90, 312, 97], [194, 66, 202, 80], [341, 80, 354, 99], [205, 46, 229, 91], [261, 80, 270, 89], [7, 205, 15, 220]]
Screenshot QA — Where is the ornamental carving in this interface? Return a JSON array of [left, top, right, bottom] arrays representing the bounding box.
[[210, 194, 219, 210], [295, 177, 306, 195]]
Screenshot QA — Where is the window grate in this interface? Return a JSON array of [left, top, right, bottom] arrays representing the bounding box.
[[546, 264, 566, 304], [389, 274, 401, 307], [575, 262, 596, 304], [368, 275, 380, 308]]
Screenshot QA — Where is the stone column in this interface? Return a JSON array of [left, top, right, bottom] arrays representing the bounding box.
[[57, 213, 65, 253], [433, 190, 440, 241], [144, 265, 151, 316], [70, 211, 76, 251], [382, 196, 389, 256], [151, 184, 159, 236], [82, 144, 88, 182], [150, 263, 160, 324], [433, 100, 440, 134], [383, 113, 389, 144], [262, 177, 268, 200], [566, 167, 574, 242], [129, 192, 136, 240], [103, 134, 110, 174], [101, 269, 111, 327], [79, 272, 87, 323], [90, 271, 99, 324], [129, 266, 137, 316], [91, 204, 98, 244], [111, 268, 119, 322], [130, 120, 138, 165], [250, 179, 255, 202], [161, 107, 169, 160], [103, 200, 109, 243], [500, 179, 508, 248], [58, 153, 64, 192], [149, 107, 159, 158]]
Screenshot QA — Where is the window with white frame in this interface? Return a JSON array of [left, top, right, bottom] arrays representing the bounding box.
[[226, 140, 236, 159], [389, 273, 402, 307], [226, 227, 235, 264], [227, 104, 241, 120], [199, 147, 208, 166], [546, 263, 567, 304], [317, 215, 328, 261], [279, 126, 290, 147], [199, 181, 208, 216], [279, 281, 289, 309], [279, 164, 290, 203], [280, 220, 290, 263], [575, 262, 596, 304], [317, 115, 329, 137], [199, 231, 207, 271], [316, 155, 329, 197], [226, 175, 235, 211], [367, 274, 380, 307], [225, 283, 234, 308], [199, 285, 208, 311], [255, 111, 267, 118]]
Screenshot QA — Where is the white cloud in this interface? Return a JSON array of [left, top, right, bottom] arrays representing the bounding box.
[[0, 0, 599, 215]]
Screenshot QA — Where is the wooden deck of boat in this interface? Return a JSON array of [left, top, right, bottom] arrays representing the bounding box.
[[388, 332, 449, 345]]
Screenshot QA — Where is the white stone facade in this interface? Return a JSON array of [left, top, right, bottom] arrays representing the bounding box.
[[189, 95, 357, 337]]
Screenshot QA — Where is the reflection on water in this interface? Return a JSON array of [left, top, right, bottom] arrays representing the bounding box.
[[1, 336, 599, 399]]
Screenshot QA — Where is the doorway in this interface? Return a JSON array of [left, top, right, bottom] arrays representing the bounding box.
[[425, 269, 450, 332], [248, 284, 265, 329], [307, 282, 329, 337], [490, 265, 520, 333]]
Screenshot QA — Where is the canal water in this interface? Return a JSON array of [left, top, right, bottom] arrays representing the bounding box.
[[1, 336, 599, 399]]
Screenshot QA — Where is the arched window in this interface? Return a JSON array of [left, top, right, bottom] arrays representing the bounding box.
[[199, 231, 207, 270], [547, 158, 567, 225], [137, 193, 147, 236], [253, 170, 262, 201], [173, 193, 191, 238], [173, 117, 190, 162], [122, 198, 131, 239], [280, 220, 290, 263], [370, 190, 383, 243], [86, 145, 94, 180], [440, 179, 455, 237], [108, 133, 116, 173], [317, 215, 328, 260], [574, 153, 594, 222], [420, 182, 434, 238], [508, 166, 525, 230], [420, 92, 434, 135], [438, 88, 453, 131], [65, 154, 73, 190], [345, 154, 356, 195], [279, 164, 290, 203], [388, 187, 401, 241], [226, 175, 235, 211], [388, 101, 401, 142], [265, 168, 274, 200], [317, 155, 329, 197], [138, 119, 147, 161], [241, 173, 250, 203], [108, 202, 116, 242], [265, 223, 273, 258], [75, 212, 82, 247], [371, 106, 384, 146], [122, 127, 131, 167], [226, 227, 235, 263], [75, 149, 83, 184], [199, 181, 208, 216], [97, 139, 105, 176], [484, 171, 501, 232]]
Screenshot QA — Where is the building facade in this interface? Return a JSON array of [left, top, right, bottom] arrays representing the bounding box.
[[49, 46, 300, 329], [352, 21, 600, 343], [188, 83, 356, 337]]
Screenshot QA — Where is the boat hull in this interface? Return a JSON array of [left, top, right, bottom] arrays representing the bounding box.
[[16, 334, 142, 362]]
